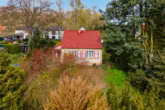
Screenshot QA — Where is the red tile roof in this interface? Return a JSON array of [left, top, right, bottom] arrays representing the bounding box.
[[0, 26, 5, 34], [62, 30, 102, 49]]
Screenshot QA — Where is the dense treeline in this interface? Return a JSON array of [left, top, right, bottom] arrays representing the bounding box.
[[101, 0, 165, 98]]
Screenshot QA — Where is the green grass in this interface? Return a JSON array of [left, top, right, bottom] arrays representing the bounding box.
[[104, 68, 127, 87], [102, 64, 108, 71]]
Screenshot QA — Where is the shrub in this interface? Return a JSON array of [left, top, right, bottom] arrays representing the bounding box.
[[23, 71, 59, 110], [22, 48, 54, 80], [3, 44, 21, 54], [104, 29, 145, 72], [106, 82, 165, 110], [102, 64, 108, 70], [29, 27, 55, 51], [87, 88, 109, 110], [0, 51, 24, 110], [44, 76, 109, 110], [0, 40, 8, 44], [55, 41, 62, 46], [23, 54, 87, 110], [102, 48, 111, 63], [129, 69, 148, 91], [10, 53, 24, 64], [60, 54, 77, 71]]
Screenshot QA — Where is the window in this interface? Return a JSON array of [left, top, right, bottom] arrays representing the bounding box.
[[68, 51, 77, 57], [72, 51, 77, 56], [82, 51, 86, 59], [86, 51, 99, 59], [52, 31, 56, 35], [86, 51, 94, 58], [56, 31, 59, 35], [77, 51, 80, 58], [65, 50, 98, 59], [52, 36, 55, 39], [94, 51, 99, 59], [64, 50, 69, 53]]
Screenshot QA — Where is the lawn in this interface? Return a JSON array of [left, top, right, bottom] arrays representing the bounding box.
[[104, 68, 128, 87]]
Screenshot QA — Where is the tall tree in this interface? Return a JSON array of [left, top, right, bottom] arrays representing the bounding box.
[[8, 0, 51, 39], [102, 0, 165, 97], [55, 0, 65, 28], [69, 0, 83, 30], [64, 6, 104, 30]]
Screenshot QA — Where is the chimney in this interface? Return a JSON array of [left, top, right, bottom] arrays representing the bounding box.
[[79, 27, 86, 33]]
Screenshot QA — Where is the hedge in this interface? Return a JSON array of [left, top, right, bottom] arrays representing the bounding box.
[[2, 44, 21, 54]]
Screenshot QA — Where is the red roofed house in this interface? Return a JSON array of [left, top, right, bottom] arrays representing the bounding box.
[[0, 26, 5, 35], [55, 28, 103, 65]]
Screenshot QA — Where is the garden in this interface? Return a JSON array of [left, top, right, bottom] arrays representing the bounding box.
[[0, 26, 164, 110], [0, 0, 165, 109]]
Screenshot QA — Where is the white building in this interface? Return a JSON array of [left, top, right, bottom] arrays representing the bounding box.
[[15, 26, 64, 40], [45, 26, 64, 40], [15, 27, 28, 40]]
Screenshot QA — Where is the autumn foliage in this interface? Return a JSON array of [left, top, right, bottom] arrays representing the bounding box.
[[44, 76, 109, 110], [22, 48, 55, 80]]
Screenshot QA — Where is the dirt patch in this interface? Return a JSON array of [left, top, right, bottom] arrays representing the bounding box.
[[86, 67, 106, 88]]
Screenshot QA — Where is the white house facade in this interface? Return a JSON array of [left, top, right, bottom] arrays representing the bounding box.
[[15, 26, 64, 40], [46, 31, 64, 40], [15, 30, 28, 39], [45, 26, 64, 40], [61, 49, 102, 65]]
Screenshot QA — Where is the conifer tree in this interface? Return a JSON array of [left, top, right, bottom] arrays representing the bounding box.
[[0, 51, 24, 110]]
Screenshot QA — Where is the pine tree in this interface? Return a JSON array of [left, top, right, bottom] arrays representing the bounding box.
[[29, 27, 55, 51], [0, 51, 24, 110]]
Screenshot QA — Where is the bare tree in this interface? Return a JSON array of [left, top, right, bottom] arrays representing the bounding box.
[[0, 6, 20, 32], [55, 0, 65, 28], [69, 0, 83, 30], [8, 0, 51, 40]]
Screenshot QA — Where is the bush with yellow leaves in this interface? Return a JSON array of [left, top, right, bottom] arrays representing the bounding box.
[[44, 76, 110, 110]]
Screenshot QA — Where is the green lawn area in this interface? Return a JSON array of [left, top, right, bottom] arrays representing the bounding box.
[[104, 68, 128, 87]]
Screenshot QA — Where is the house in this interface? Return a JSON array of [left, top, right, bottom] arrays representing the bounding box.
[[15, 26, 29, 40], [55, 28, 103, 65], [0, 26, 25, 41], [15, 26, 64, 40], [45, 26, 64, 40]]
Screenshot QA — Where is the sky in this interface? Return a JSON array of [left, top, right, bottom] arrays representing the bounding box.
[[0, 0, 110, 11]]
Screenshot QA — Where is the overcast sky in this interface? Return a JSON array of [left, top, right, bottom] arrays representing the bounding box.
[[0, 0, 110, 11]]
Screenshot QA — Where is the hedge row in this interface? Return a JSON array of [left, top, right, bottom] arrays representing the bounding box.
[[1, 44, 21, 54]]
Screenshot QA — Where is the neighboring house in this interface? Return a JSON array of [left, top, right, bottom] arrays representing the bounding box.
[[55, 28, 103, 65], [15, 26, 29, 40], [0, 26, 24, 41], [45, 26, 64, 40], [15, 26, 64, 40]]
